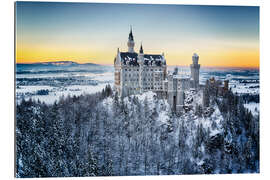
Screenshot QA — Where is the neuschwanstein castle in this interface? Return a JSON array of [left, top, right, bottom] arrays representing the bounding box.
[[114, 28, 200, 112]]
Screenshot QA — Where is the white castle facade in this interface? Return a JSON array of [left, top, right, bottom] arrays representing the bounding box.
[[114, 28, 200, 111]]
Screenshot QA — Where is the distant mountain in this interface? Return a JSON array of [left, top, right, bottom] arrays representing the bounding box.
[[17, 61, 100, 66], [37, 61, 78, 66], [82, 62, 100, 66]]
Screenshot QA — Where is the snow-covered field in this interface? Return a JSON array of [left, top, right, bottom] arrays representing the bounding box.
[[16, 64, 114, 104], [16, 83, 113, 104], [16, 64, 259, 107], [244, 103, 260, 117]]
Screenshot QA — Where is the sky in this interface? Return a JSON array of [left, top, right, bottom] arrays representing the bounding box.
[[16, 2, 259, 67]]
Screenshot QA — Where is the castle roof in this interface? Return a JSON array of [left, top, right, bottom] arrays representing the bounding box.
[[139, 44, 144, 54], [143, 54, 163, 66], [129, 28, 134, 41], [120, 52, 139, 66], [120, 52, 165, 67]]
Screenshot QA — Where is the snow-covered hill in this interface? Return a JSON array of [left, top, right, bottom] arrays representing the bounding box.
[[101, 91, 226, 173], [16, 85, 259, 177]]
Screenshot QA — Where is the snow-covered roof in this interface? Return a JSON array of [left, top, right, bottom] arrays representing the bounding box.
[[119, 51, 165, 67]]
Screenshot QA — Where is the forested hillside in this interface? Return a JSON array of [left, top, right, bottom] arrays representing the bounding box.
[[16, 85, 259, 177]]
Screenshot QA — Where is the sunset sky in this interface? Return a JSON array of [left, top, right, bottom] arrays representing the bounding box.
[[16, 2, 259, 68]]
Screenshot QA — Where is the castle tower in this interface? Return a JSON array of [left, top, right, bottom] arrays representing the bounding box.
[[224, 80, 229, 91], [139, 43, 144, 54], [127, 26, 135, 53], [176, 90, 185, 112], [203, 83, 210, 108], [190, 53, 200, 89], [138, 43, 144, 93], [114, 48, 123, 96], [138, 43, 144, 61]]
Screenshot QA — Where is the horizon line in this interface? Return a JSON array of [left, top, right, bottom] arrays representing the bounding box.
[[15, 62, 259, 69]]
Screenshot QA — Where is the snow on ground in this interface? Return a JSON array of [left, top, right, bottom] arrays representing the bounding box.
[[185, 89, 203, 106], [16, 67, 115, 105], [132, 91, 171, 125], [105, 91, 171, 125], [102, 97, 114, 115], [90, 72, 114, 82], [158, 111, 170, 124], [210, 129, 221, 137], [244, 103, 260, 116], [118, 90, 223, 140], [184, 89, 224, 144], [16, 83, 113, 105], [182, 102, 224, 148], [123, 91, 156, 110], [184, 89, 224, 137], [16, 85, 55, 94], [231, 82, 259, 95], [205, 104, 223, 135]]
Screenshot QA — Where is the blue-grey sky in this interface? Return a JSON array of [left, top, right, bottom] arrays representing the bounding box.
[[16, 2, 259, 67]]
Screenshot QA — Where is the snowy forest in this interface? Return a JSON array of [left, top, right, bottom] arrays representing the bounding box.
[[16, 85, 259, 177]]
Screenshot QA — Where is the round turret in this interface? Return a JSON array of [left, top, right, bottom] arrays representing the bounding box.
[[192, 53, 199, 65]]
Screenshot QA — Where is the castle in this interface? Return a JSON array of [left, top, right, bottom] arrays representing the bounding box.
[[114, 28, 200, 111]]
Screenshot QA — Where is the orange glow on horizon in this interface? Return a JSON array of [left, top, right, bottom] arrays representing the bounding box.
[[166, 49, 259, 68], [16, 42, 259, 68]]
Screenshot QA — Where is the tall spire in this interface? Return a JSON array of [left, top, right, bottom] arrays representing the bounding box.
[[140, 42, 144, 54], [128, 25, 134, 41], [127, 26, 135, 53]]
